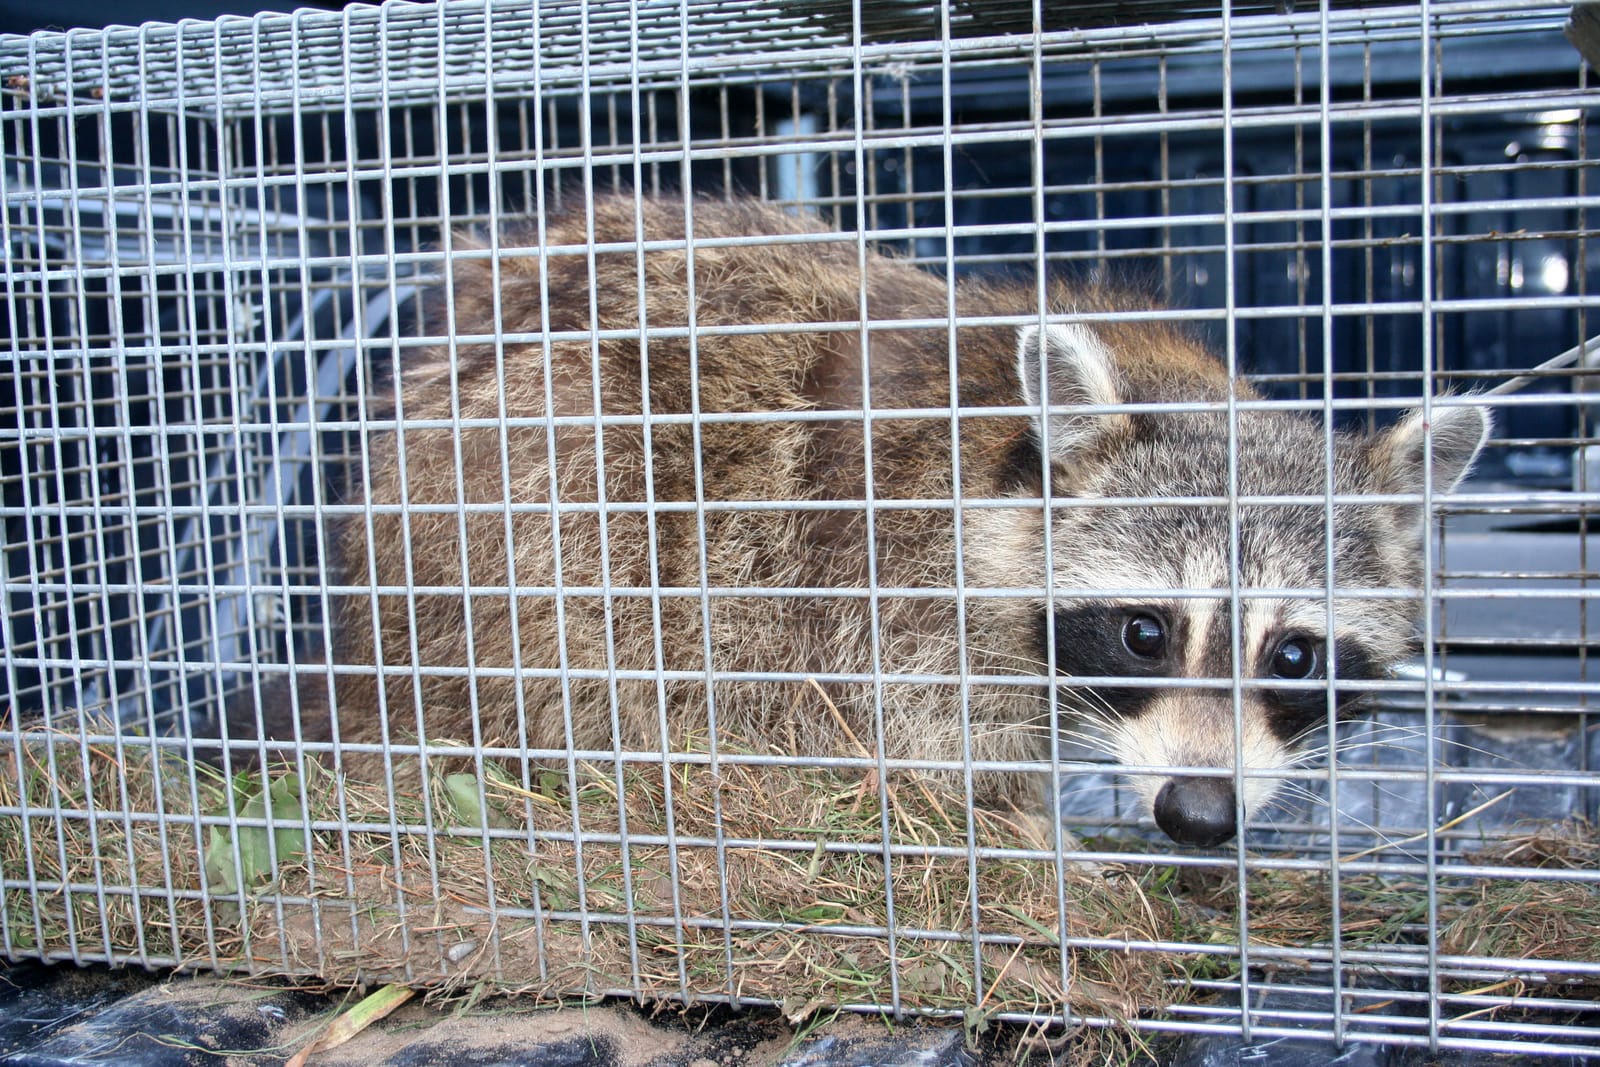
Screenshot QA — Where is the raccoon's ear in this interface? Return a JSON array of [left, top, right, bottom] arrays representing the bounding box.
[[1016, 323, 1129, 461], [1366, 400, 1492, 508]]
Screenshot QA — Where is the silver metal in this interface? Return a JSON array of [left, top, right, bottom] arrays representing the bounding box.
[[3, 0, 1599, 1056]]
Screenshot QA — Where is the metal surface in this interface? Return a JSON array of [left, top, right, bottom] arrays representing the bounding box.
[[2, 0, 1599, 1059]]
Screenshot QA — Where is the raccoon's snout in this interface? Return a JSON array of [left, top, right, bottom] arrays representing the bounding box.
[[1153, 776, 1238, 847]]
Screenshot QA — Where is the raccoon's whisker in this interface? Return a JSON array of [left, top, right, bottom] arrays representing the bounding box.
[[1254, 783, 1322, 823], [1337, 778, 1434, 812], [1262, 781, 1435, 852], [1284, 740, 1335, 767], [961, 640, 1058, 673], [1268, 769, 1420, 812], [1060, 704, 1130, 752], [1325, 740, 1467, 771], [1052, 725, 1116, 746], [1050, 698, 1116, 728], [1333, 723, 1521, 766], [1035, 727, 1113, 750], [1324, 738, 1425, 763], [1046, 719, 1116, 749], [1267, 780, 1327, 808], [1056, 779, 1130, 796], [1290, 723, 1434, 765], [995, 707, 1058, 731], [969, 648, 1054, 672], [1039, 701, 1122, 739], [1042, 734, 1122, 762], [1055, 785, 1137, 810], [1057, 688, 1126, 733], [1253, 783, 1403, 843], [1331, 721, 1441, 746]]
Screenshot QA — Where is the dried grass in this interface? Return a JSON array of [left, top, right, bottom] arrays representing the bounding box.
[[3, 725, 1598, 1051]]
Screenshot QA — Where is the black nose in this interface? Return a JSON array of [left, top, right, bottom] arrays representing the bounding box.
[[1154, 776, 1238, 847]]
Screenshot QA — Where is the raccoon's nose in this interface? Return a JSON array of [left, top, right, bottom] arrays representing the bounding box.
[[1154, 777, 1238, 847]]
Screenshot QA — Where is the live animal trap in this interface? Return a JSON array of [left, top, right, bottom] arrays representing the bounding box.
[[2, 0, 1599, 1061]]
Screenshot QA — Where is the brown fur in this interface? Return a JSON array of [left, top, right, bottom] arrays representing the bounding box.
[[230, 195, 1490, 838]]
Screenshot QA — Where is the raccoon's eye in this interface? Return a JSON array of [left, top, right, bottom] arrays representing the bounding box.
[[1270, 636, 1319, 680], [1121, 613, 1167, 659]]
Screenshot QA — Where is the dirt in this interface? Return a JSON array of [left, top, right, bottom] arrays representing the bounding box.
[[311, 999, 792, 1067]]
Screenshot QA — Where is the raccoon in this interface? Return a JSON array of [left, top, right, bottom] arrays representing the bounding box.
[[239, 195, 1489, 849]]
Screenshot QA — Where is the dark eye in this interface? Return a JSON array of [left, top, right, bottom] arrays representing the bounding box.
[[1122, 613, 1167, 659], [1271, 636, 1318, 680]]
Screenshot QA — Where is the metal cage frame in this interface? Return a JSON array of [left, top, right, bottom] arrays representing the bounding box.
[[3, 0, 1600, 1060]]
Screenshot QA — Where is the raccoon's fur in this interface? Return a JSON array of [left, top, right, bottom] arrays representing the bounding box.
[[235, 196, 1490, 848]]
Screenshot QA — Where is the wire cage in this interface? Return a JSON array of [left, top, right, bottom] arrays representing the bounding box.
[[3, 0, 1599, 1060]]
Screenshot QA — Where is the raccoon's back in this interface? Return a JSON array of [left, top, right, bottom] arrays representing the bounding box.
[[324, 199, 976, 762]]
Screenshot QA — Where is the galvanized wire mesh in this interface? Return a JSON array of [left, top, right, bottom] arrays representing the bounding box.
[[3, 0, 1599, 1058]]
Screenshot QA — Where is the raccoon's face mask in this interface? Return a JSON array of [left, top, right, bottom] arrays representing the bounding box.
[[1015, 321, 1491, 846]]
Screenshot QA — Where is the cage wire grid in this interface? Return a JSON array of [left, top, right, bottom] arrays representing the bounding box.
[[3, 0, 1600, 1057]]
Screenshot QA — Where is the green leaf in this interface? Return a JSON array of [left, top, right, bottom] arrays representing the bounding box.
[[203, 771, 306, 893], [443, 773, 486, 830], [203, 824, 237, 896]]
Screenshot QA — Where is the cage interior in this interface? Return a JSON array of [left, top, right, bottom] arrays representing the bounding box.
[[3, 0, 1599, 1058]]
